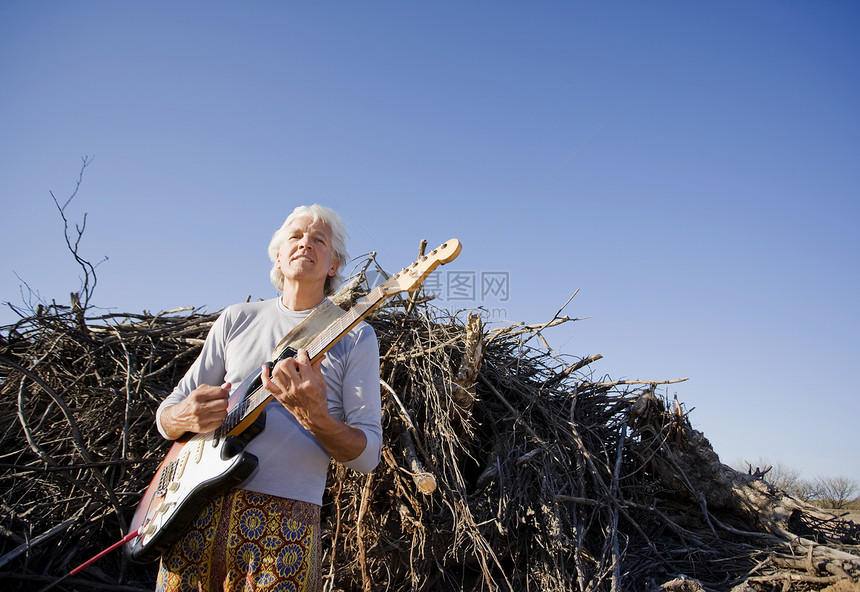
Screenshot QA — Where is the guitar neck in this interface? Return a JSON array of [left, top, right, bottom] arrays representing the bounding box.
[[213, 238, 462, 441], [304, 286, 385, 362]]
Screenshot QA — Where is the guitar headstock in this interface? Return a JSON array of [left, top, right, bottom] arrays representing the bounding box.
[[382, 239, 462, 295]]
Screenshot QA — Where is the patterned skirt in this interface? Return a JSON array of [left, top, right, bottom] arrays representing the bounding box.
[[156, 489, 322, 592]]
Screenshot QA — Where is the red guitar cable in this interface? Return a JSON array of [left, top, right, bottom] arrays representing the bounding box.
[[69, 527, 141, 575], [36, 528, 141, 592]]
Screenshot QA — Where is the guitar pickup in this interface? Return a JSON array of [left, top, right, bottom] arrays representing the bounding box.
[[193, 439, 204, 463]]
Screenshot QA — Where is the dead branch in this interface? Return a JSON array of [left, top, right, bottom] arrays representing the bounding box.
[[2, 256, 858, 591]]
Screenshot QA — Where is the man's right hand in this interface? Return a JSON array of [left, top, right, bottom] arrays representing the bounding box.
[[160, 383, 231, 440]]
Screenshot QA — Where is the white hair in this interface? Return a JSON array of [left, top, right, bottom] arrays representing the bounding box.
[[268, 205, 349, 295]]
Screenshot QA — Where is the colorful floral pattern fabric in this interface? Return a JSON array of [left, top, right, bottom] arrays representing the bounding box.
[[156, 489, 321, 592]]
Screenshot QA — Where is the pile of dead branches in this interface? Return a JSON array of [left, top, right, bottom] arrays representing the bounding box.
[[0, 302, 214, 590], [2, 269, 859, 591]]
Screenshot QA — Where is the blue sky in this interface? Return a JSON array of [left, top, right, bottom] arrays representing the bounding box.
[[2, 2, 858, 485]]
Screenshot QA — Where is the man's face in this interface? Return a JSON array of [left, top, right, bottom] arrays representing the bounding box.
[[276, 216, 339, 289]]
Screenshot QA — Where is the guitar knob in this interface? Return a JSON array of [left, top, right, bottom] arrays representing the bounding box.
[[140, 517, 158, 536]]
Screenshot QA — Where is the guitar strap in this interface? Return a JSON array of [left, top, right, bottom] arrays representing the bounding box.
[[271, 298, 345, 359]]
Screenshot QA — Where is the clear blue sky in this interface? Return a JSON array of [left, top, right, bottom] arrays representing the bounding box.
[[2, 2, 858, 485]]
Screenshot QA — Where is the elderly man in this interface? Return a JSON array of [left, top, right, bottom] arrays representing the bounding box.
[[154, 205, 382, 592]]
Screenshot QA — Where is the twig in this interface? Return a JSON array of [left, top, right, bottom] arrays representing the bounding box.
[[478, 372, 544, 444], [0, 519, 76, 570]]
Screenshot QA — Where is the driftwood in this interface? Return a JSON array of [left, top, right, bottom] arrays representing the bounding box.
[[1, 260, 859, 592]]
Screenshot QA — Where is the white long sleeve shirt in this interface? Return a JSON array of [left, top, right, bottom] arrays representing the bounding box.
[[156, 297, 382, 506]]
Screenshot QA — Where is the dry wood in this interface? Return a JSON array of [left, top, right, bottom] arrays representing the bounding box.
[[1, 256, 858, 591]]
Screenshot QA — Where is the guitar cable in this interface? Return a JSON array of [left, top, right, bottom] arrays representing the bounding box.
[[35, 528, 141, 592]]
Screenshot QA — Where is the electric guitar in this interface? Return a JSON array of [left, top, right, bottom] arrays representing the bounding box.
[[126, 239, 462, 563]]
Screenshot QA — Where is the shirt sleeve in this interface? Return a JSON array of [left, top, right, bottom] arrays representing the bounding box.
[[155, 309, 230, 439], [336, 323, 383, 474]]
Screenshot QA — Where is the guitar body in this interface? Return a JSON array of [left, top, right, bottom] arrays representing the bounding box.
[[125, 414, 264, 563]]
